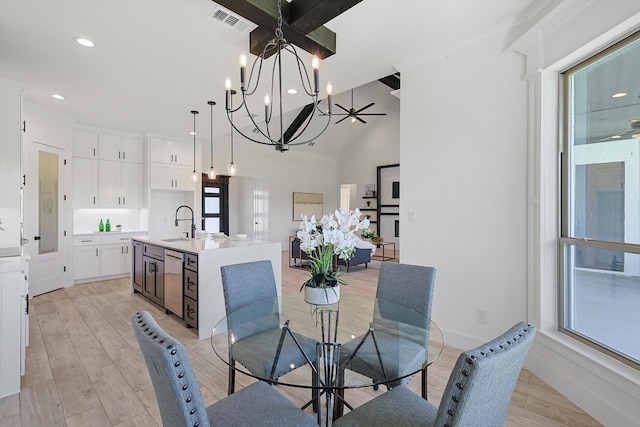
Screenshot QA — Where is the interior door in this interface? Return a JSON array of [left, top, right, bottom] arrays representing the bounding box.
[[25, 142, 65, 296]]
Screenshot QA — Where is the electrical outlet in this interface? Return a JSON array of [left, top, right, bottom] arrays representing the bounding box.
[[477, 310, 488, 324]]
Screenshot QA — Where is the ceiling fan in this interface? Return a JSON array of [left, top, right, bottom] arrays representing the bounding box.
[[334, 89, 387, 124]]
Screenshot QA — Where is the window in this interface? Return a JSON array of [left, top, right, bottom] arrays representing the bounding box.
[[561, 31, 640, 368], [201, 175, 229, 234]]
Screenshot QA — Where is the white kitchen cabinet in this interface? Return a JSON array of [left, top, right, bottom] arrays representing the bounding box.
[[100, 234, 132, 276], [0, 261, 28, 399], [149, 137, 193, 166], [73, 236, 101, 280], [149, 163, 194, 191], [0, 80, 23, 256], [72, 128, 98, 159], [73, 157, 99, 207], [98, 160, 142, 207], [99, 133, 143, 163]]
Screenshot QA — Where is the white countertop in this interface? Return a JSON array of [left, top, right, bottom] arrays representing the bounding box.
[[0, 251, 29, 273], [74, 230, 148, 236], [131, 235, 273, 254]]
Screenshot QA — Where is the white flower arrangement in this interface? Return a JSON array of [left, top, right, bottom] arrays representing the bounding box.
[[297, 208, 370, 289]]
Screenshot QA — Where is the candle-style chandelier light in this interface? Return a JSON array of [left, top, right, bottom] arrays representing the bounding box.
[[224, 0, 333, 152]]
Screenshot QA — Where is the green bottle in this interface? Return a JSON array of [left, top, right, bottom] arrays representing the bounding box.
[[99, 219, 104, 232], [105, 219, 111, 232]]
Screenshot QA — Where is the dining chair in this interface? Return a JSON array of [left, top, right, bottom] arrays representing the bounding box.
[[220, 260, 319, 395], [339, 263, 436, 398], [131, 311, 318, 427], [333, 321, 536, 427]]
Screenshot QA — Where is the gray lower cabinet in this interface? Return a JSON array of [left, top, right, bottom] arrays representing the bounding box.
[[184, 253, 198, 329], [142, 244, 164, 306], [132, 240, 198, 330], [133, 241, 143, 292]]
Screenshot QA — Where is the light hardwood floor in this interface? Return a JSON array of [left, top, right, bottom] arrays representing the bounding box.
[[0, 252, 602, 426]]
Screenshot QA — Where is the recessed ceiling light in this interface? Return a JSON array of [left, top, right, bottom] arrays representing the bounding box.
[[74, 37, 94, 47], [190, 131, 196, 135], [51, 94, 65, 100], [611, 135, 621, 139], [288, 88, 298, 95], [612, 92, 627, 98]]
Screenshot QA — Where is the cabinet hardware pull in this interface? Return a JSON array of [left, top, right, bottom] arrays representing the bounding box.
[[93, 196, 96, 204], [119, 196, 121, 205], [93, 148, 96, 157], [123, 151, 126, 160], [81, 239, 91, 242], [123, 197, 126, 205], [118, 151, 121, 159], [95, 248, 98, 256]]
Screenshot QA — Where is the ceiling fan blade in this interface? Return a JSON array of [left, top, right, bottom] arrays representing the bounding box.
[[335, 103, 351, 114], [356, 116, 367, 124], [358, 113, 387, 116], [335, 116, 350, 124], [354, 102, 375, 114]]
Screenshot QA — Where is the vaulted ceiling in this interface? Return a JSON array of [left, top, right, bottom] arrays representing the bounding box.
[[0, 0, 550, 155]]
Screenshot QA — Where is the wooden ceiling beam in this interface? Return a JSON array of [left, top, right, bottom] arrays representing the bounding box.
[[213, 0, 361, 59], [288, 0, 363, 34]]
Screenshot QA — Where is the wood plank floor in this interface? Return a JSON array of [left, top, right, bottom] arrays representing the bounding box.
[[0, 252, 602, 426]]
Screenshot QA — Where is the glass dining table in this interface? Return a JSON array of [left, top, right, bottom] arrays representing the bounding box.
[[211, 294, 444, 426]]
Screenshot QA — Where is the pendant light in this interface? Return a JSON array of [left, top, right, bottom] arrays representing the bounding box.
[[207, 101, 217, 180], [191, 110, 198, 182], [227, 90, 237, 176]]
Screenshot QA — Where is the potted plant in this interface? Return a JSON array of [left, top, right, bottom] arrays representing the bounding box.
[[297, 208, 370, 304], [360, 227, 376, 241]]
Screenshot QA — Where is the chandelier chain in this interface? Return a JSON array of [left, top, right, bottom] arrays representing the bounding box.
[[275, 0, 283, 39]]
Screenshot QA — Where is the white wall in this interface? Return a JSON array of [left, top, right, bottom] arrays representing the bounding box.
[[398, 30, 529, 348], [218, 135, 339, 251]]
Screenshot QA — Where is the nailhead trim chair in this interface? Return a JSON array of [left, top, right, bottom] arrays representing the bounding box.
[[132, 310, 318, 427], [332, 322, 536, 427]]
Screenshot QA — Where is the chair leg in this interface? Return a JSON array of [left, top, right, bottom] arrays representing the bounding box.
[[421, 366, 428, 400], [228, 360, 236, 395]]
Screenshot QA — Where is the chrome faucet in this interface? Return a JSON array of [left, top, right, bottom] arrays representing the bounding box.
[[175, 205, 196, 238]]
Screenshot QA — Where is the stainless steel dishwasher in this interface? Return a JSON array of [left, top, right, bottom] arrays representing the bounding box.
[[164, 249, 183, 318]]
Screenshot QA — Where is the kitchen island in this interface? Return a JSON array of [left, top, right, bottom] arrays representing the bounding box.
[[130, 235, 281, 340]]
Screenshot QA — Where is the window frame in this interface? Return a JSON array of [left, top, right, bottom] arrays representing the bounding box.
[[559, 31, 640, 369]]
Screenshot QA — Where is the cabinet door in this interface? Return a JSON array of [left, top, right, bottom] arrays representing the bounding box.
[[143, 256, 164, 306], [174, 165, 195, 191], [121, 162, 142, 207], [123, 244, 131, 274], [72, 129, 98, 159], [73, 157, 99, 207], [149, 138, 173, 164], [101, 244, 124, 276], [73, 246, 101, 280], [98, 133, 122, 161], [133, 242, 143, 292], [149, 163, 173, 190], [0, 82, 22, 252], [99, 159, 122, 207], [121, 136, 143, 163], [172, 141, 193, 166]]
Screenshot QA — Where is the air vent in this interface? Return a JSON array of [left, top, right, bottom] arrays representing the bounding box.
[[209, 4, 255, 32]]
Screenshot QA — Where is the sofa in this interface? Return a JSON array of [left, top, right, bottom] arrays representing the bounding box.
[[290, 237, 375, 271]]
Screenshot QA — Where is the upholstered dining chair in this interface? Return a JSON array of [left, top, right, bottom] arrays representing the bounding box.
[[220, 260, 319, 395], [339, 263, 436, 398], [333, 322, 536, 427], [131, 311, 318, 427]]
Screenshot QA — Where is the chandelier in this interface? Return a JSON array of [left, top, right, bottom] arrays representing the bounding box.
[[224, 0, 333, 152]]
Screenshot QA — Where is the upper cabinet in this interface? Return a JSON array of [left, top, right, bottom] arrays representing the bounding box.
[[149, 137, 193, 166], [148, 137, 195, 190], [72, 128, 143, 208], [72, 129, 98, 159], [99, 133, 143, 163]]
